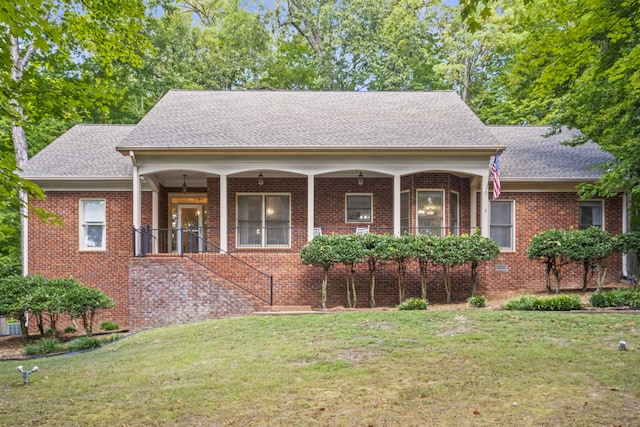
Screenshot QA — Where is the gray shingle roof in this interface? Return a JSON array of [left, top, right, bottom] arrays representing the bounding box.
[[21, 125, 133, 178], [116, 90, 502, 150], [488, 125, 612, 180]]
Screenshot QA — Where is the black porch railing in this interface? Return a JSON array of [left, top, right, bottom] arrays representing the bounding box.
[[132, 225, 479, 256]]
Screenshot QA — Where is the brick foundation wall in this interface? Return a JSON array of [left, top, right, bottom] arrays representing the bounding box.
[[128, 257, 268, 330]]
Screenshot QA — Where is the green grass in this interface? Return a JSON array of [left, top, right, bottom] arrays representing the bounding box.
[[1, 311, 640, 426]]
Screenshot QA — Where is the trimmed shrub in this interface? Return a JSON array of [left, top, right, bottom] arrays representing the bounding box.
[[590, 289, 640, 308], [467, 295, 487, 308], [66, 336, 102, 352], [398, 298, 428, 310], [505, 295, 582, 311], [100, 321, 119, 331], [22, 338, 64, 356]]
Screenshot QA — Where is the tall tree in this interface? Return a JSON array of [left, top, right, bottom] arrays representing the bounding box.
[[461, 0, 640, 217], [1, 0, 150, 271], [270, 0, 444, 90]]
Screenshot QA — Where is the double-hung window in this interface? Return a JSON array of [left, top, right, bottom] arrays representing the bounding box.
[[417, 190, 444, 236], [237, 194, 290, 248], [579, 201, 603, 229], [490, 200, 514, 251], [450, 192, 460, 235], [400, 192, 410, 234], [345, 194, 372, 223], [80, 199, 106, 250]]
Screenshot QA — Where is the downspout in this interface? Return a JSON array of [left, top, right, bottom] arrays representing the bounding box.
[[21, 194, 28, 276]]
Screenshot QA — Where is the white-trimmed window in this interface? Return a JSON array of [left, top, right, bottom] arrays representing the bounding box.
[[450, 191, 460, 235], [579, 200, 603, 229], [237, 194, 290, 248], [490, 200, 514, 251], [400, 191, 410, 233], [80, 199, 106, 250], [417, 190, 444, 236], [346, 194, 372, 223]]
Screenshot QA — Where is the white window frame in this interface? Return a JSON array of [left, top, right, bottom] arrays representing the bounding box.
[[450, 191, 460, 236], [579, 200, 604, 230], [416, 189, 445, 236], [79, 198, 106, 251], [490, 199, 515, 252], [236, 193, 291, 248], [400, 190, 410, 233], [345, 193, 373, 223]]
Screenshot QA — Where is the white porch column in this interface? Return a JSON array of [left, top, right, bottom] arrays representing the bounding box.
[[307, 174, 315, 241], [393, 174, 401, 236], [470, 177, 478, 231], [152, 190, 159, 253], [480, 172, 490, 237], [132, 164, 142, 255], [220, 174, 228, 252]]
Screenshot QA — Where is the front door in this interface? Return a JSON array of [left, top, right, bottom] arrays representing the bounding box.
[[177, 204, 204, 253]]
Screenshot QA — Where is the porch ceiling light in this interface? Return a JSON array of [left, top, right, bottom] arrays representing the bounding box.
[[182, 174, 188, 193], [358, 171, 364, 186], [258, 172, 264, 186]]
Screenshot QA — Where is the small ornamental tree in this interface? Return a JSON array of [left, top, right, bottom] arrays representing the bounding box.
[[413, 233, 439, 300], [26, 278, 65, 337], [334, 234, 367, 308], [432, 235, 468, 303], [300, 235, 340, 309], [65, 283, 115, 336], [566, 227, 614, 291], [362, 232, 389, 308], [0, 275, 44, 337], [526, 229, 571, 294], [382, 234, 416, 304], [462, 232, 500, 296]]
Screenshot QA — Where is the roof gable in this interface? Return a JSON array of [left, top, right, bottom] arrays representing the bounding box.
[[116, 90, 502, 150]]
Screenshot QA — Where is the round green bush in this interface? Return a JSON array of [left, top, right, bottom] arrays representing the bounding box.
[[467, 295, 487, 308], [100, 321, 119, 331], [397, 298, 428, 310]]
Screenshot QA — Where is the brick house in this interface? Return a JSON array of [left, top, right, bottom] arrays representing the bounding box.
[[21, 90, 625, 330]]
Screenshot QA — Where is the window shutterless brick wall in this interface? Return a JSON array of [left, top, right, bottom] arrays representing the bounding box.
[[28, 191, 152, 329], [476, 192, 624, 294], [27, 183, 624, 330]]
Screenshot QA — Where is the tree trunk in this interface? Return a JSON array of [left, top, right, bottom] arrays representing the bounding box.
[[470, 261, 478, 297], [596, 265, 607, 292], [10, 34, 37, 276], [397, 263, 406, 304], [443, 265, 452, 303], [419, 260, 428, 300], [322, 267, 329, 310], [349, 269, 357, 308], [369, 270, 376, 308]]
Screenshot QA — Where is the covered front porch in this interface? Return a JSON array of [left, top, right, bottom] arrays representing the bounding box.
[[129, 150, 497, 256]]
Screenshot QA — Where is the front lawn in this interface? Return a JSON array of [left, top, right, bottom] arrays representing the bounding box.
[[1, 310, 639, 426]]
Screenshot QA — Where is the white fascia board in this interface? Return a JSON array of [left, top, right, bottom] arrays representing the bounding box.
[[136, 152, 494, 178], [25, 177, 141, 192]]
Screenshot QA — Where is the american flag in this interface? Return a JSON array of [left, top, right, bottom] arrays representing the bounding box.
[[491, 151, 501, 200]]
